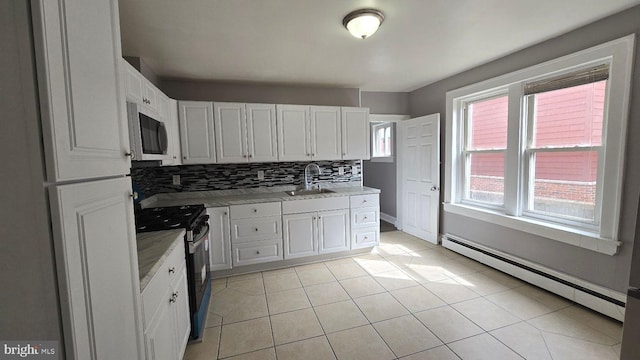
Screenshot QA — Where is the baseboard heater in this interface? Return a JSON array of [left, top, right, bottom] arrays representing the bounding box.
[[441, 233, 626, 321]]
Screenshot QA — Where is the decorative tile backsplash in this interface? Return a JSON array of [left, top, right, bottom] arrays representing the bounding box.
[[131, 160, 362, 196]]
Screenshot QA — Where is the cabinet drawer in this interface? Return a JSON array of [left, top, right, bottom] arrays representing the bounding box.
[[351, 206, 379, 228], [350, 194, 379, 209], [141, 244, 185, 329], [233, 241, 282, 266], [352, 227, 380, 249], [230, 202, 281, 219], [166, 242, 186, 283], [231, 216, 282, 243], [282, 196, 349, 214]]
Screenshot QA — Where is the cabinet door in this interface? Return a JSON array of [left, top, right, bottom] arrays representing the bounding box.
[[123, 61, 144, 105], [208, 207, 232, 271], [214, 102, 248, 163], [247, 103, 278, 162], [172, 266, 191, 360], [311, 106, 342, 160], [283, 213, 317, 259], [341, 107, 370, 160], [49, 177, 144, 360], [162, 99, 181, 166], [277, 105, 311, 161], [318, 209, 350, 254], [143, 82, 158, 112], [179, 101, 216, 164], [145, 294, 175, 360], [32, 0, 131, 181]]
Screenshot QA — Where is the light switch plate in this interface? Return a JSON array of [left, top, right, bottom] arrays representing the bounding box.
[[172, 175, 180, 185], [257, 170, 265, 180], [338, 166, 345, 175]]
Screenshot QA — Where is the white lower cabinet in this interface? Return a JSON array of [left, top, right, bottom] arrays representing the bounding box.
[[208, 207, 232, 270], [142, 244, 190, 360], [229, 202, 283, 266], [318, 210, 350, 254], [350, 194, 381, 249], [283, 197, 350, 259], [283, 213, 317, 259]]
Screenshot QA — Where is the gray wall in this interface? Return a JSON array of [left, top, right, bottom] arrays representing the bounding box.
[[409, 5, 640, 292], [160, 79, 360, 106], [0, 1, 62, 341], [124, 56, 162, 89], [361, 91, 410, 115], [361, 92, 410, 219]]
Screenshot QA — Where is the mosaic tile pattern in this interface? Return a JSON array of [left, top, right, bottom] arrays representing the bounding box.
[[132, 160, 361, 196]]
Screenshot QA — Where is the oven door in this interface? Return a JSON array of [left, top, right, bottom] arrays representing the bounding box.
[[187, 224, 210, 313]]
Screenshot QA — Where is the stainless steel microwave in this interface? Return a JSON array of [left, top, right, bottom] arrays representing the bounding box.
[[127, 102, 170, 161]]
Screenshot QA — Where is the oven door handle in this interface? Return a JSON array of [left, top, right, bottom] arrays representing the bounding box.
[[188, 224, 209, 254]]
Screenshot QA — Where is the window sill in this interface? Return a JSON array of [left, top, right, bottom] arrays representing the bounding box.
[[443, 202, 620, 255], [370, 156, 394, 163]]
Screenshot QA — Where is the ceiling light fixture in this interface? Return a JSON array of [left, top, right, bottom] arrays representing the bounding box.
[[342, 8, 385, 39]]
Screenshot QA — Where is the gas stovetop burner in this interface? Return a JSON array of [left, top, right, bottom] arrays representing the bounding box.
[[134, 204, 206, 233]]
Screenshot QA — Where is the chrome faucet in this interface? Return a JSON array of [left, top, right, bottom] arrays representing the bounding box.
[[304, 163, 321, 190]]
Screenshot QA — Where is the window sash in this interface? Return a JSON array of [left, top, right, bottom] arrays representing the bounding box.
[[371, 122, 393, 159], [461, 148, 506, 209]]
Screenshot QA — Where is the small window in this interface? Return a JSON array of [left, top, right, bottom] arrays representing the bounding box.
[[371, 122, 393, 162]]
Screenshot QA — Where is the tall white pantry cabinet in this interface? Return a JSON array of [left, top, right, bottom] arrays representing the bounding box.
[[32, 0, 144, 359]]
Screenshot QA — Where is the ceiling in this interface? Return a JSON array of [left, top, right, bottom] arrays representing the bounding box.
[[119, 0, 640, 92]]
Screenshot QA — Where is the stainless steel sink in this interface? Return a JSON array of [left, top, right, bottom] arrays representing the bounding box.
[[284, 189, 335, 196]]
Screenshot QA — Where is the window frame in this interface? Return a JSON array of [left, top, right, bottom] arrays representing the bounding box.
[[444, 35, 635, 255], [460, 91, 509, 210]]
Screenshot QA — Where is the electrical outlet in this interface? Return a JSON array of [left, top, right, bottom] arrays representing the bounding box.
[[257, 170, 265, 180], [338, 166, 345, 175], [172, 175, 180, 185]]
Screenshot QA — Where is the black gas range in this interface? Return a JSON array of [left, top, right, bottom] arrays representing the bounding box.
[[135, 204, 211, 340]]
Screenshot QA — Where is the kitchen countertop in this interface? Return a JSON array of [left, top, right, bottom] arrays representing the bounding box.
[[137, 229, 185, 291], [140, 184, 380, 209]]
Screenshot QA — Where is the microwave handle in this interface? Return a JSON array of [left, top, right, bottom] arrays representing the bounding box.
[[157, 122, 168, 154]]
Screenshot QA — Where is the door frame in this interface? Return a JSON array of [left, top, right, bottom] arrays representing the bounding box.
[[396, 113, 441, 240]]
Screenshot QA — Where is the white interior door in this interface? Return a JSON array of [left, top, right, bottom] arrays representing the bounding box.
[[399, 114, 440, 244]]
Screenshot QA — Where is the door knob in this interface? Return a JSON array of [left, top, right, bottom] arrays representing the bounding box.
[[430, 186, 440, 191]]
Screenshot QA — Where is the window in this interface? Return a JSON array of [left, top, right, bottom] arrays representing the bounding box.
[[371, 121, 394, 162], [463, 94, 508, 206], [444, 35, 634, 255]]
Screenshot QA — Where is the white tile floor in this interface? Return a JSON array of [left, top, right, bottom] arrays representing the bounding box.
[[184, 231, 623, 360]]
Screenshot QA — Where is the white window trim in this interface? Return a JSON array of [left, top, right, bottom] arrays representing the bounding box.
[[369, 114, 409, 163], [444, 34, 635, 255]]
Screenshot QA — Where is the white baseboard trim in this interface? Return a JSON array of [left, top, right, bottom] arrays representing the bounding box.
[[380, 212, 397, 226], [441, 233, 626, 321]]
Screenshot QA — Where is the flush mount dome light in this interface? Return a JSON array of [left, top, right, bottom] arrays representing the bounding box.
[[342, 8, 385, 39]]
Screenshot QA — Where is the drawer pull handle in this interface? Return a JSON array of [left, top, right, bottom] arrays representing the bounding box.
[[256, 251, 260, 255], [253, 209, 258, 213], [255, 228, 259, 232], [168, 267, 176, 274], [224, 212, 228, 216], [364, 236, 368, 240], [363, 199, 367, 203], [363, 216, 368, 220]]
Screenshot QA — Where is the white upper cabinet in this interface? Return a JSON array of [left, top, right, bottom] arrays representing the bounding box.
[[215, 102, 278, 163], [179, 101, 216, 164], [123, 60, 158, 115], [161, 97, 181, 166], [246, 103, 278, 162], [341, 107, 370, 160], [214, 102, 246, 163], [277, 105, 311, 161], [32, 0, 131, 181], [310, 106, 342, 160]]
